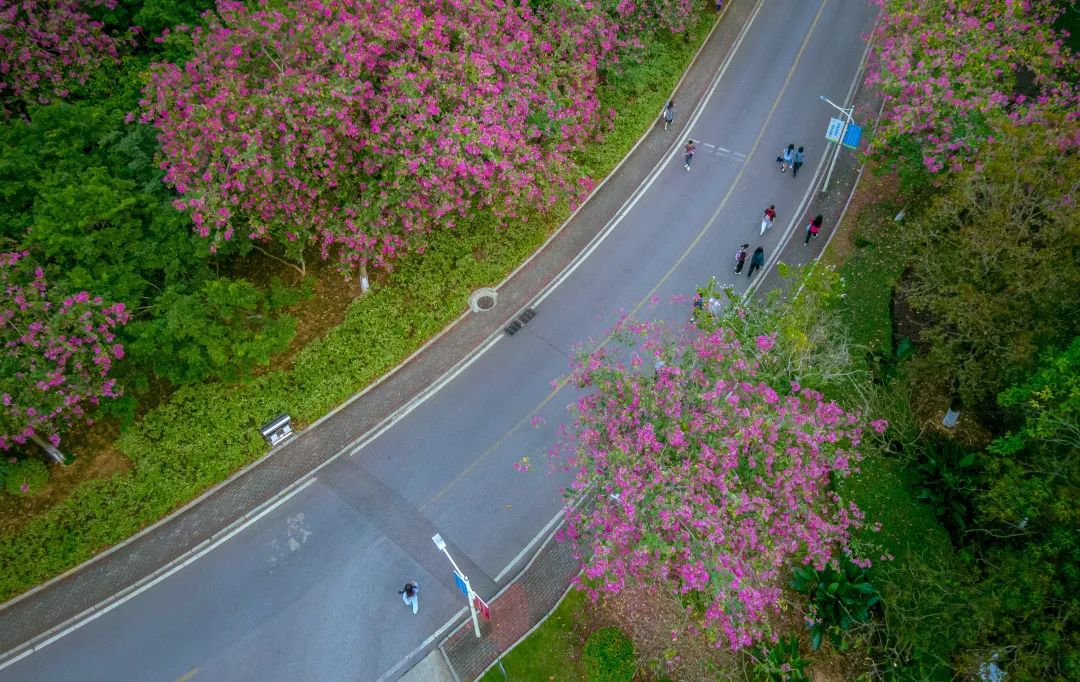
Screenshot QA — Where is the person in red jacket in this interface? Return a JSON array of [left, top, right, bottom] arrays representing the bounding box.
[[761, 204, 776, 234], [804, 214, 823, 244]]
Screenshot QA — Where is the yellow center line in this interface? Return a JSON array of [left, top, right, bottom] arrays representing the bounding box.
[[420, 0, 830, 511]]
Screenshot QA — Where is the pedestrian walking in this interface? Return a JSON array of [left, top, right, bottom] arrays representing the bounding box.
[[804, 214, 823, 244], [399, 581, 419, 614], [661, 100, 676, 130], [734, 243, 749, 273], [792, 146, 805, 177], [715, 0, 724, 10], [777, 143, 795, 172], [684, 139, 697, 171], [760, 204, 776, 235], [747, 246, 765, 278]]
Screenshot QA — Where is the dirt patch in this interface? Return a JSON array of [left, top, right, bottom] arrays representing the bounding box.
[[822, 166, 901, 269], [582, 584, 740, 681], [0, 419, 131, 536], [267, 261, 357, 373], [890, 274, 925, 350]]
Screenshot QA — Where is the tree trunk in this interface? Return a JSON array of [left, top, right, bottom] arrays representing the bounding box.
[[358, 261, 370, 294], [31, 434, 66, 464]]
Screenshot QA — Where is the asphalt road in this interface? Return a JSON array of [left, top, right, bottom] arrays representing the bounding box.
[[2, 1, 878, 680]]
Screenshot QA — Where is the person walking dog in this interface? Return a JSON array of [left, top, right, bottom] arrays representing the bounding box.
[[661, 100, 677, 130], [792, 146, 805, 177], [399, 581, 420, 615], [777, 143, 795, 172], [747, 246, 765, 278], [734, 243, 749, 273], [804, 214, 823, 244], [684, 139, 697, 171]]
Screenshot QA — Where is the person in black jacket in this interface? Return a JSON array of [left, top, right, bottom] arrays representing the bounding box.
[[747, 246, 765, 278]]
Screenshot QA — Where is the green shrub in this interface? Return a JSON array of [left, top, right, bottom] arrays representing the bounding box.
[[4, 459, 49, 497], [790, 560, 880, 651], [752, 636, 809, 681], [909, 438, 980, 538], [582, 627, 636, 682]]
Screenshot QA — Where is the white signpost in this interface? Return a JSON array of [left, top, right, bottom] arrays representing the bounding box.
[[433, 533, 482, 638]]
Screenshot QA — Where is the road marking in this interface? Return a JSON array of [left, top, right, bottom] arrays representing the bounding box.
[[419, 0, 836, 512], [0, 478, 318, 673], [373, 607, 467, 682], [493, 506, 566, 583], [175, 667, 199, 682], [745, 15, 876, 297], [347, 333, 504, 457], [0, 1, 852, 674]]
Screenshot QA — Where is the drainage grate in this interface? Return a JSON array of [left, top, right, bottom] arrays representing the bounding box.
[[503, 307, 537, 336]]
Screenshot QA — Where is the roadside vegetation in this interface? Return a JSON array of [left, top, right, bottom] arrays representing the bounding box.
[[486, 1, 1079, 680], [0, 0, 716, 600]]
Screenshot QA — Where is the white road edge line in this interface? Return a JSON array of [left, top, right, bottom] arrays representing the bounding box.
[[746, 20, 875, 297], [0, 478, 318, 673], [347, 333, 504, 457], [374, 606, 468, 682], [493, 506, 565, 583]]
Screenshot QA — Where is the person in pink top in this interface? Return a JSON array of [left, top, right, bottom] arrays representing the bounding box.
[[804, 214, 823, 244]]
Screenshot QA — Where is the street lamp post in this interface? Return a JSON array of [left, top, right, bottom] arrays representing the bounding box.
[[819, 95, 855, 194], [432, 533, 483, 638]]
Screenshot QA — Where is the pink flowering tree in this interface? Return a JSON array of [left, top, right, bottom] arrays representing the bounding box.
[[0, 0, 121, 108], [866, 0, 1079, 176], [0, 252, 129, 459], [140, 0, 618, 283], [556, 314, 882, 650], [597, 0, 699, 37]]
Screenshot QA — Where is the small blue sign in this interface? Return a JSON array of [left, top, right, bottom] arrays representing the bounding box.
[[842, 123, 863, 149], [453, 571, 469, 598]]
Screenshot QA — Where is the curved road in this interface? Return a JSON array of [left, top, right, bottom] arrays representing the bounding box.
[[3, 1, 877, 680]]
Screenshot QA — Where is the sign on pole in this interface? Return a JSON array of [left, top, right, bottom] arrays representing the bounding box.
[[841, 122, 863, 149], [453, 571, 469, 599], [474, 595, 491, 620], [825, 117, 845, 143]]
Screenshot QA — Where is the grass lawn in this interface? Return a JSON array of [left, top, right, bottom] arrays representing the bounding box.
[[830, 187, 907, 357], [479, 589, 588, 682]]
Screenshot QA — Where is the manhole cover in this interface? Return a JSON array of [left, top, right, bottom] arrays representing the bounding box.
[[469, 288, 498, 313]]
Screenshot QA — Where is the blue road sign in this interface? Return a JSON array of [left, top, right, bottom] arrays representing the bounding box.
[[842, 122, 863, 149], [453, 571, 469, 598]]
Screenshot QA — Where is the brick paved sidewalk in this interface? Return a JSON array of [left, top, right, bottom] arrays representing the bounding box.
[[0, 4, 756, 664], [440, 510, 583, 682]]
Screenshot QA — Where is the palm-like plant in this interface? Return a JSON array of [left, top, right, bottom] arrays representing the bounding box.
[[790, 560, 880, 650]]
